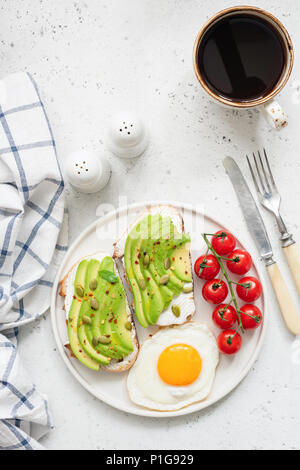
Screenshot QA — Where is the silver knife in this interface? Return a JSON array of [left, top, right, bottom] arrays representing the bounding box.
[[223, 157, 300, 335]]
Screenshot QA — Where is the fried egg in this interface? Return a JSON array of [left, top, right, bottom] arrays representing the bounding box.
[[127, 323, 219, 411]]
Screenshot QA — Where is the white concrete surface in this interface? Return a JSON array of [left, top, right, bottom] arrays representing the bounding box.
[[1, 0, 300, 450]]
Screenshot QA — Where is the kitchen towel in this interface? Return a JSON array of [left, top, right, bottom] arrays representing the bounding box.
[[0, 72, 68, 449]]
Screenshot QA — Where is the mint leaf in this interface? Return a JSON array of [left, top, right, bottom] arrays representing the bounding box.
[[98, 270, 119, 284]]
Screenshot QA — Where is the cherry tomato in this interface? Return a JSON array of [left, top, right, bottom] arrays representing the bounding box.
[[211, 230, 236, 256], [236, 276, 262, 302], [194, 254, 220, 280], [240, 304, 263, 329], [202, 279, 228, 304], [212, 304, 238, 329], [217, 329, 242, 355], [226, 249, 252, 275]]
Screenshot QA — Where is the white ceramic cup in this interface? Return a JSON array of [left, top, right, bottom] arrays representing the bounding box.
[[193, 6, 294, 129]]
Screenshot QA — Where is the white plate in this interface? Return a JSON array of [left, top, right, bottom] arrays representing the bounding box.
[[51, 201, 267, 417]]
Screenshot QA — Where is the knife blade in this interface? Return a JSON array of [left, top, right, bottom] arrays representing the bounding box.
[[223, 156, 274, 265]]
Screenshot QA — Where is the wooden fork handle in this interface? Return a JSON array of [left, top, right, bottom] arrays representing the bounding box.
[[267, 261, 300, 335], [283, 242, 300, 297]]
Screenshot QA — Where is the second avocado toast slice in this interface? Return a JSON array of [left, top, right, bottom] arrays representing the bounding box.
[[113, 205, 196, 328], [60, 253, 139, 371]]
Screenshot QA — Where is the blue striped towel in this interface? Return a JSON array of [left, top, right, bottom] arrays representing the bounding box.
[[0, 72, 68, 449]]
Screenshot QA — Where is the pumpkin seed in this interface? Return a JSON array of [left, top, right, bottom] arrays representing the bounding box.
[[97, 335, 111, 345], [82, 315, 92, 325], [92, 335, 111, 346], [143, 254, 150, 267], [164, 257, 171, 270], [76, 284, 84, 297], [159, 274, 170, 285], [125, 321, 132, 331], [91, 298, 99, 310], [183, 285, 193, 294], [171, 305, 181, 317], [138, 278, 146, 290], [89, 278, 98, 291]]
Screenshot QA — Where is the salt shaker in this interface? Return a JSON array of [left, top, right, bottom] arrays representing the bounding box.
[[106, 112, 148, 159], [65, 150, 111, 193]]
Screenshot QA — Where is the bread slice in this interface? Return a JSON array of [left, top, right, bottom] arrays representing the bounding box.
[[113, 205, 195, 326], [59, 252, 139, 372]]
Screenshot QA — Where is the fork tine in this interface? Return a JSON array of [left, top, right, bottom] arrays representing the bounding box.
[[246, 154, 262, 195], [253, 152, 266, 193], [258, 150, 271, 192], [263, 148, 276, 187]]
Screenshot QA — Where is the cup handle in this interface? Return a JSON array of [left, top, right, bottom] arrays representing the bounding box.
[[262, 99, 288, 129]]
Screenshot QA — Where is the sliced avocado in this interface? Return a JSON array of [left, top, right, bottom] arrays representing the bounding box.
[[68, 255, 134, 370], [80, 258, 119, 359], [153, 248, 183, 295], [109, 280, 134, 352], [151, 221, 184, 296], [100, 286, 131, 357], [89, 273, 122, 360], [140, 220, 173, 311], [140, 215, 173, 312], [139, 238, 170, 324], [124, 233, 148, 328], [130, 235, 151, 324], [172, 242, 192, 282], [130, 217, 169, 326], [148, 261, 173, 308], [99, 279, 131, 356], [67, 260, 100, 371], [92, 257, 127, 359], [131, 235, 165, 326], [124, 213, 192, 328], [95, 256, 132, 357], [77, 259, 110, 366]]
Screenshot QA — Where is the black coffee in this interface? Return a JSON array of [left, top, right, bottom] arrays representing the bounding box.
[[197, 13, 286, 102]]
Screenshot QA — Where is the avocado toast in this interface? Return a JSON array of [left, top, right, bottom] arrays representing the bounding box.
[[60, 253, 139, 372], [113, 205, 195, 327]]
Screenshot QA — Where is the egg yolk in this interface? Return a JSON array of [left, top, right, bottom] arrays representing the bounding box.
[[157, 343, 202, 386]]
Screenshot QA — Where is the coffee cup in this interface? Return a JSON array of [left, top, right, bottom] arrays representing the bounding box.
[[193, 6, 294, 129]]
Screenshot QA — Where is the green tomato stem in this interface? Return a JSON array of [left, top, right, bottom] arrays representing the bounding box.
[[199, 247, 209, 276], [220, 255, 239, 263]]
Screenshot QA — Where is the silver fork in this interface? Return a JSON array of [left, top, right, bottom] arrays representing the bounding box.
[[247, 149, 300, 296]]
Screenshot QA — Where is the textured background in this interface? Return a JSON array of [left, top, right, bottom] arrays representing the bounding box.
[[1, 0, 300, 450]]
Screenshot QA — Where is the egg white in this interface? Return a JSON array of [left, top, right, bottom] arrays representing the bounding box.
[[127, 323, 219, 411]]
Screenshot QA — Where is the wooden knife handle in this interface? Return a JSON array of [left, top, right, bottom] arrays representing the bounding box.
[[283, 242, 300, 297], [267, 261, 300, 335]]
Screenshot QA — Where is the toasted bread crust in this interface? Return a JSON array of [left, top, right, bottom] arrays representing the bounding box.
[[60, 252, 139, 372], [59, 272, 69, 297]]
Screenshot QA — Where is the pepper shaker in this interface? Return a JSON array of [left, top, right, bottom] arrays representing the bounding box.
[[106, 112, 148, 159], [65, 150, 111, 193]]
